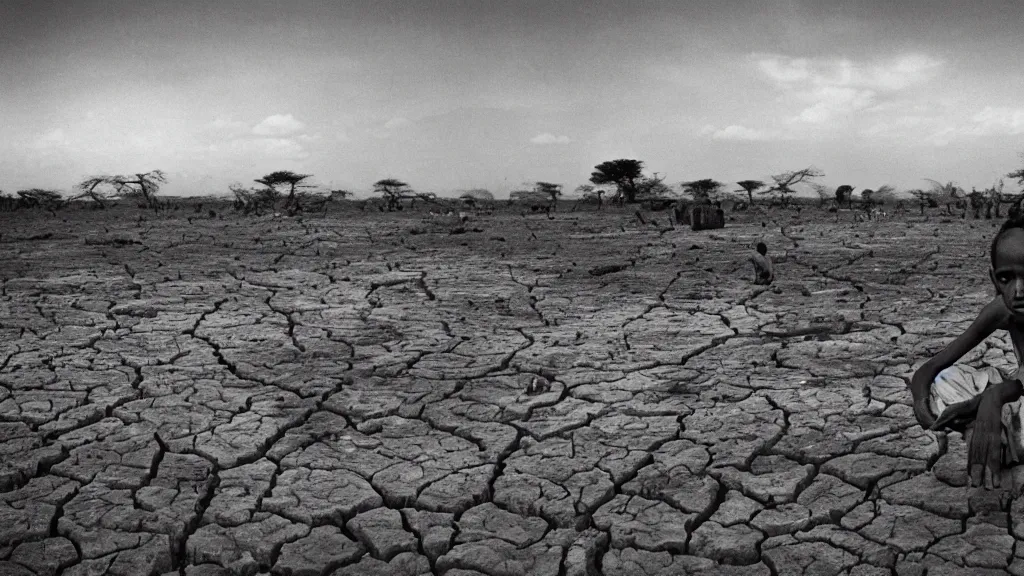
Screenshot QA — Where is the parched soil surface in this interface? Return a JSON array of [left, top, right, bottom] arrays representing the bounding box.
[[0, 203, 1016, 575]]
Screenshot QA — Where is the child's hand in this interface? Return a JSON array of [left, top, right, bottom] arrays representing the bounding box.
[[929, 395, 983, 432], [968, 390, 1004, 489]]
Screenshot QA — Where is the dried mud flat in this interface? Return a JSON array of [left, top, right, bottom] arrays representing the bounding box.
[[0, 204, 1016, 575]]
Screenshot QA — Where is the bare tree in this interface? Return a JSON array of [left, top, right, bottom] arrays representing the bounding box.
[[762, 167, 824, 207], [924, 179, 961, 216], [407, 191, 439, 209], [113, 170, 167, 209], [811, 183, 833, 209], [71, 176, 119, 207]]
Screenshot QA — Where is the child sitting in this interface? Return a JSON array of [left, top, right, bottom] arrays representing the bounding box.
[[749, 242, 775, 285], [911, 217, 1024, 489]]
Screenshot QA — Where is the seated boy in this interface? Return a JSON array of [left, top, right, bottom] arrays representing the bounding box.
[[911, 217, 1024, 489], [749, 242, 775, 285]]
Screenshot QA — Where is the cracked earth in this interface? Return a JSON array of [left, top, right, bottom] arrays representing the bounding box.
[[0, 204, 1017, 575]]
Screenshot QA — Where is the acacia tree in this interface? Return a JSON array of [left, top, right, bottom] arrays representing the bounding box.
[[1008, 152, 1024, 186], [858, 185, 897, 217], [16, 189, 64, 211], [534, 181, 562, 211], [373, 178, 411, 211], [255, 171, 312, 210], [811, 183, 833, 208], [113, 170, 167, 208], [72, 176, 119, 207], [575, 184, 608, 210], [71, 171, 166, 209], [682, 179, 723, 204], [924, 179, 961, 215], [989, 180, 1005, 218], [761, 167, 824, 207], [908, 189, 934, 215], [860, 189, 875, 208], [873, 185, 897, 207], [0, 190, 14, 212], [967, 187, 987, 219], [636, 173, 672, 200], [230, 183, 278, 215], [590, 159, 645, 204], [736, 180, 764, 205]]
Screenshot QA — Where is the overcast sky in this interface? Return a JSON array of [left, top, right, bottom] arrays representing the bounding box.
[[3, 0, 1024, 198]]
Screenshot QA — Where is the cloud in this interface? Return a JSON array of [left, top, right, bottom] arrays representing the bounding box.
[[647, 64, 700, 85], [869, 54, 946, 91], [371, 116, 412, 139], [252, 114, 306, 136], [864, 105, 1024, 145], [757, 56, 812, 84], [968, 106, 1024, 136], [30, 128, 70, 150], [792, 86, 877, 123], [860, 116, 958, 146], [207, 117, 250, 139], [753, 53, 943, 125], [248, 138, 308, 159], [755, 53, 943, 91], [384, 117, 410, 130], [700, 124, 770, 141], [530, 133, 571, 145], [207, 137, 309, 160], [200, 114, 314, 160]]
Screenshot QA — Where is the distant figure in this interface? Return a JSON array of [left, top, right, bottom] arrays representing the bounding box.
[[749, 242, 774, 285]]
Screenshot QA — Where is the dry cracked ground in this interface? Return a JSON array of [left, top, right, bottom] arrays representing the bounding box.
[[0, 203, 1018, 576]]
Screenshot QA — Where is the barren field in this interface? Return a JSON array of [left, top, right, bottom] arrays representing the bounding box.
[[0, 203, 1016, 575]]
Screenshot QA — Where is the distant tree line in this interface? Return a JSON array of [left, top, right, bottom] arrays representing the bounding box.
[[5, 152, 1024, 218]]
